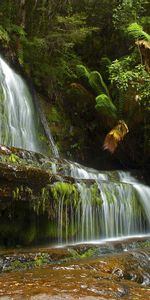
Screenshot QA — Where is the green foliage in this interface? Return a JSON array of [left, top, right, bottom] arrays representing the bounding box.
[[51, 182, 79, 206], [69, 247, 95, 259], [0, 26, 10, 44], [95, 94, 117, 119], [7, 24, 26, 37], [89, 71, 110, 97], [109, 56, 137, 92], [109, 57, 150, 105], [76, 65, 110, 96], [113, 0, 147, 31], [127, 22, 150, 41], [48, 106, 62, 124], [90, 183, 103, 206], [76, 64, 90, 79], [34, 253, 49, 267], [8, 154, 20, 163], [75, 64, 117, 120], [57, 13, 93, 44]]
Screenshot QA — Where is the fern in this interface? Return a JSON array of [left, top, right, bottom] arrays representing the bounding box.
[[0, 26, 10, 44], [95, 94, 117, 120], [76, 64, 90, 79], [76, 65, 110, 97], [8, 24, 26, 37], [89, 71, 110, 96], [75, 64, 116, 119], [127, 23, 150, 42]]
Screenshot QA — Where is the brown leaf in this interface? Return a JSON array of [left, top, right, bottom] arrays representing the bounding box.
[[103, 120, 129, 153]]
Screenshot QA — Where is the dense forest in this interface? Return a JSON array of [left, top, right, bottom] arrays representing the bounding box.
[[0, 0, 150, 170]]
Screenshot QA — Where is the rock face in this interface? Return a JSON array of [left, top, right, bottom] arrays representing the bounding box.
[[0, 144, 149, 247], [0, 145, 78, 246]]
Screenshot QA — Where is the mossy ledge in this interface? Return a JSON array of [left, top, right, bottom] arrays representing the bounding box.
[[0, 144, 102, 246]]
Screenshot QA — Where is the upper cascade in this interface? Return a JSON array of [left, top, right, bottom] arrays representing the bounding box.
[[0, 56, 58, 156]]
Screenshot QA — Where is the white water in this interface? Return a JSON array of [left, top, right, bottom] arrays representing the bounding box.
[[0, 56, 58, 155], [56, 162, 150, 244], [0, 57, 41, 151]]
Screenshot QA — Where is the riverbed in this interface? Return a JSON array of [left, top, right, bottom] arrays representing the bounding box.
[[0, 236, 150, 299]]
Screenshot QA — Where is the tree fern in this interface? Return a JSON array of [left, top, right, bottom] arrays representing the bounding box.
[[127, 23, 150, 42]]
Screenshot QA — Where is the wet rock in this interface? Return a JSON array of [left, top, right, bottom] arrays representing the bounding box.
[[0, 240, 149, 299], [0, 145, 80, 245]]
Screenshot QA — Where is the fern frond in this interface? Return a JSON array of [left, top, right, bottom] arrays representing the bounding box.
[[89, 71, 110, 96], [0, 26, 10, 44], [76, 64, 90, 79], [95, 94, 117, 120], [127, 23, 150, 42]]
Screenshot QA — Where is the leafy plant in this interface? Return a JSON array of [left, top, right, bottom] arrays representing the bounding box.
[[0, 26, 10, 44], [95, 94, 117, 119], [72, 64, 128, 153], [127, 22, 150, 42]]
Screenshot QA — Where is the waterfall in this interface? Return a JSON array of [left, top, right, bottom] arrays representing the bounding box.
[[0, 56, 58, 155], [0, 56, 149, 246], [55, 162, 150, 244]]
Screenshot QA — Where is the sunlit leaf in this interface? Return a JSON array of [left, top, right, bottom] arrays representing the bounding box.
[[103, 120, 129, 153]]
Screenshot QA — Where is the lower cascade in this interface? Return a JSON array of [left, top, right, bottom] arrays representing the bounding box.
[[55, 163, 150, 244]]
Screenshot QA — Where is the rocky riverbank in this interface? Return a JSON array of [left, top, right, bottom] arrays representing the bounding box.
[[0, 237, 150, 299]]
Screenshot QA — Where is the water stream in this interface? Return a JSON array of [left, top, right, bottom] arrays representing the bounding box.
[[0, 56, 58, 156], [0, 55, 150, 299], [55, 162, 150, 244]]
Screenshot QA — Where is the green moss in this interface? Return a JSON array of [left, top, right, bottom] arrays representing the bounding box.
[[34, 253, 49, 267], [90, 183, 103, 206], [69, 247, 96, 260], [12, 186, 33, 201], [48, 106, 62, 124], [51, 182, 79, 207], [5, 260, 34, 272], [8, 154, 20, 163]]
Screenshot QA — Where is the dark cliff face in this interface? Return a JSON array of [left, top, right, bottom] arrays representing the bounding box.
[[0, 145, 98, 246], [0, 145, 64, 246]]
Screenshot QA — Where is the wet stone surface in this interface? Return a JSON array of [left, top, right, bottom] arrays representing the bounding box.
[[0, 237, 150, 299]]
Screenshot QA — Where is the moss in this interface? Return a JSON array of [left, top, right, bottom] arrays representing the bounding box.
[[69, 247, 96, 260], [5, 260, 34, 272], [12, 186, 33, 201], [51, 182, 79, 207], [90, 183, 103, 206], [34, 253, 50, 267]]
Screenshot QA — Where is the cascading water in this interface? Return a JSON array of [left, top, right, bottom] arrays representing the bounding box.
[[1, 56, 150, 246], [55, 161, 150, 244], [0, 56, 58, 155]]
